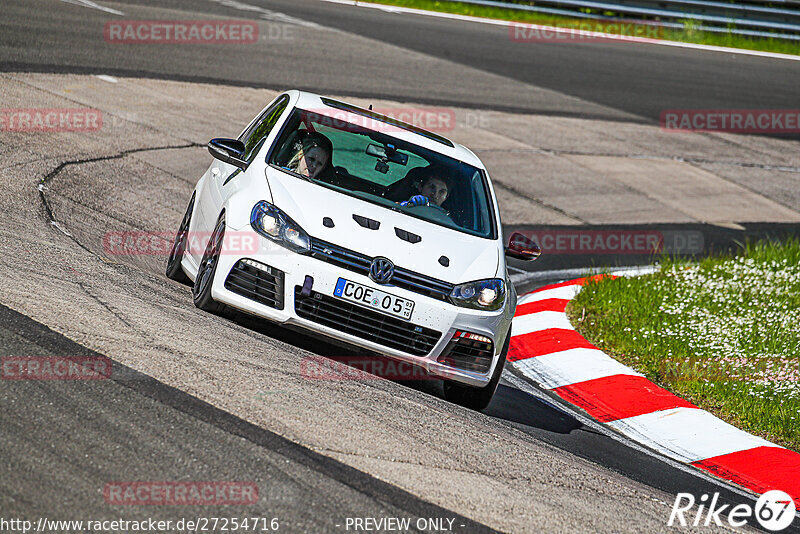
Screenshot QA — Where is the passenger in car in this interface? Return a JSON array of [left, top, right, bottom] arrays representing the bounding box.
[[284, 131, 333, 180]]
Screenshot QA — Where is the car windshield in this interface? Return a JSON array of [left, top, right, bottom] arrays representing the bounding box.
[[268, 108, 495, 239]]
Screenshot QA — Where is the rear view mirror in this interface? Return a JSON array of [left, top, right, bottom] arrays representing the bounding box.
[[208, 138, 247, 169], [505, 232, 541, 261], [366, 143, 408, 165]]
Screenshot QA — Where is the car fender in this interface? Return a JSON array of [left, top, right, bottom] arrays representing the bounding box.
[[221, 161, 275, 232]]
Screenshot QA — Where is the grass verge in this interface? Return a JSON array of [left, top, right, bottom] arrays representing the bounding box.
[[358, 0, 800, 55], [567, 239, 800, 451]]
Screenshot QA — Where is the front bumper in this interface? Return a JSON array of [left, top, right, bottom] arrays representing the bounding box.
[[187, 228, 510, 387]]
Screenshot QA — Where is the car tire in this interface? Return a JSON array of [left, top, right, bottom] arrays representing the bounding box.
[[165, 193, 195, 285], [192, 212, 226, 314], [443, 329, 511, 411]]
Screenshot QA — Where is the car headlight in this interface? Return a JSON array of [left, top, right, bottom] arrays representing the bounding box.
[[450, 278, 505, 311], [250, 200, 311, 253]]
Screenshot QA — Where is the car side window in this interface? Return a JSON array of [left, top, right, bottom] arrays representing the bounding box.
[[240, 95, 289, 162]]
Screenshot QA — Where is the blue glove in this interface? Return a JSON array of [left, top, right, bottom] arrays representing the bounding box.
[[400, 195, 429, 207]]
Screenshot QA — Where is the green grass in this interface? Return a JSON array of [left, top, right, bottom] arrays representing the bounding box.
[[362, 0, 800, 55], [567, 239, 800, 451]]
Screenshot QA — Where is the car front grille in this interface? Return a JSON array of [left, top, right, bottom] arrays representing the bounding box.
[[437, 332, 494, 373], [224, 259, 285, 310], [309, 238, 454, 302], [294, 287, 441, 356]]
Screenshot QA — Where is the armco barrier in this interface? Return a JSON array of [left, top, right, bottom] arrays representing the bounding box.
[[443, 0, 800, 40]]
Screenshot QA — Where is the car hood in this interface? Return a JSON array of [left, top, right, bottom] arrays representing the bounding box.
[[265, 168, 500, 284]]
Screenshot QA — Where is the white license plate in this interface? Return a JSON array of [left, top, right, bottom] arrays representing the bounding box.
[[333, 278, 414, 321]]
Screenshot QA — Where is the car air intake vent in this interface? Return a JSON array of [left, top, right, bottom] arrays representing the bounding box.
[[294, 287, 441, 356], [438, 331, 494, 373], [224, 259, 285, 310], [309, 237, 454, 301], [352, 214, 380, 230], [394, 227, 421, 244]]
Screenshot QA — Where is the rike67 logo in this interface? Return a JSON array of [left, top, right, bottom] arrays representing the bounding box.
[[669, 490, 796, 531]]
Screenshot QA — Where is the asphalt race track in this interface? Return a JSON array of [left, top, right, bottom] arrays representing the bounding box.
[[1, 0, 799, 532], [3, 0, 800, 124]]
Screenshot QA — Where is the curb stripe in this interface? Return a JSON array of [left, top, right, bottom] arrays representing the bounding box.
[[518, 276, 609, 305], [692, 447, 800, 506], [607, 407, 775, 463], [552, 374, 696, 422], [507, 328, 596, 361], [512, 311, 574, 337], [514, 298, 570, 316], [509, 276, 800, 503], [516, 350, 642, 389], [517, 284, 582, 304]]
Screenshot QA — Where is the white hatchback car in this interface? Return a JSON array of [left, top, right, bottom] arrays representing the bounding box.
[[167, 91, 539, 410]]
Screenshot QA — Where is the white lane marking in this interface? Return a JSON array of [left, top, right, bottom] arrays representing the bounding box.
[[517, 284, 581, 304], [511, 265, 659, 284], [607, 407, 777, 463], [514, 348, 643, 388], [501, 370, 761, 503], [610, 265, 661, 277], [321, 0, 800, 62], [210, 0, 321, 28], [96, 75, 118, 83], [59, 0, 124, 16], [511, 310, 573, 336]]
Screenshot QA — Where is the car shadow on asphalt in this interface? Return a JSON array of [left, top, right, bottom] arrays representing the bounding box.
[[226, 307, 371, 357], [486, 380, 583, 435], [226, 308, 581, 435]]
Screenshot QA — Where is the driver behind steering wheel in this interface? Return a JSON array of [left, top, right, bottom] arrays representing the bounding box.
[[400, 175, 451, 209]]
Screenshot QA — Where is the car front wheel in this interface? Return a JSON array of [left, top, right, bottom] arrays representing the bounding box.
[[192, 212, 226, 314], [165, 193, 195, 285]]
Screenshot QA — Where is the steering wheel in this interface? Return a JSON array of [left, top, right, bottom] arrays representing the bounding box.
[[405, 202, 452, 223], [427, 203, 449, 215]]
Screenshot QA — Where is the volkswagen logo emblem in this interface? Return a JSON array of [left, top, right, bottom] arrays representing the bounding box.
[[369, 257, 395, 284]]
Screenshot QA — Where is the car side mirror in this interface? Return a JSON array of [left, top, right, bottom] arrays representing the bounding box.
[[505, 232, 541, 261], [208, 138, 247, 169]]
